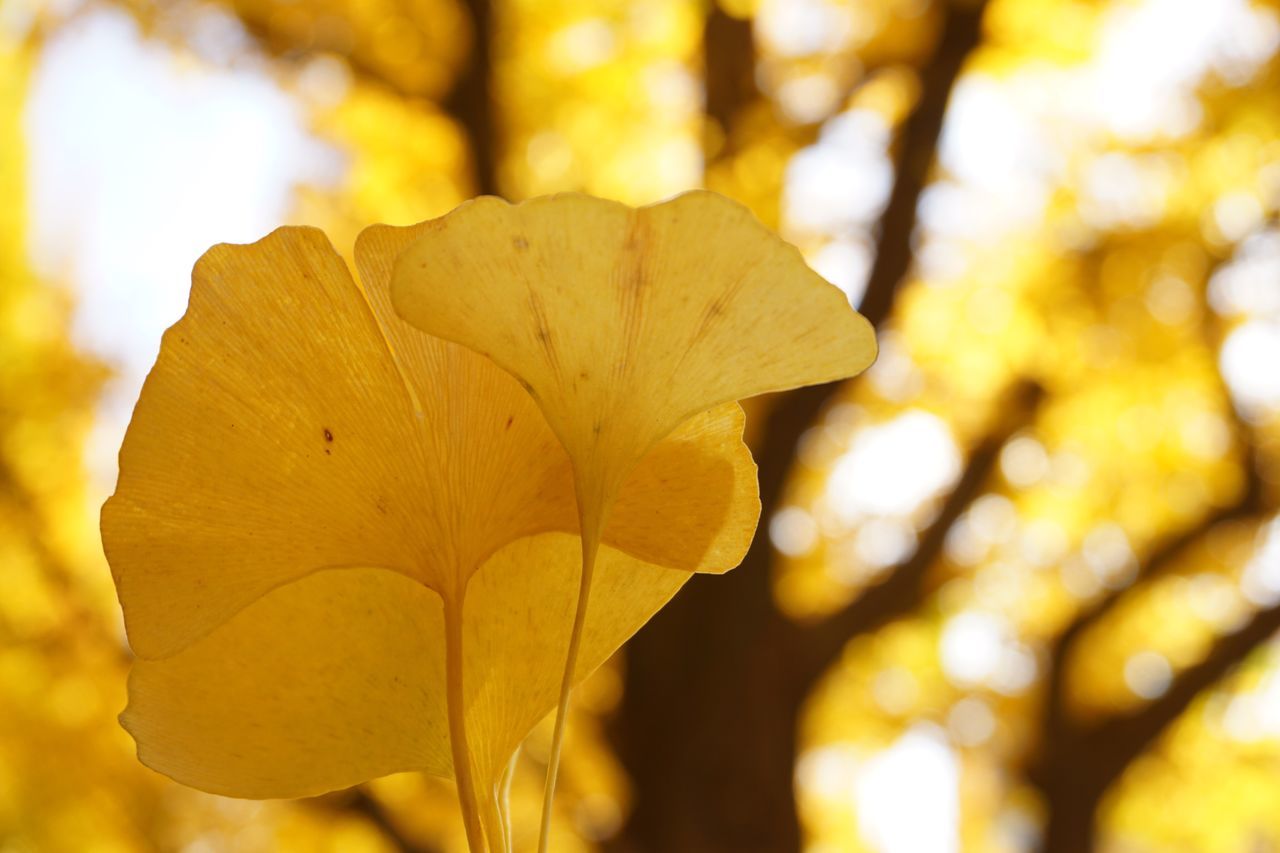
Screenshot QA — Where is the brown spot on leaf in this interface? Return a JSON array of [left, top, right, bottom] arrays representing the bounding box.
[[513, 236, 529, 250], [323, 428, 334, 442], [505, 416, 514, 430]]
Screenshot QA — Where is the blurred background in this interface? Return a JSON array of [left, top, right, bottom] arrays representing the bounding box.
[[2, 0, 1280, 849]]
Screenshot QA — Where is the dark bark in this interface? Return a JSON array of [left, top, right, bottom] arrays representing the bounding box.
[[1034, 505, 1271, 853], [1097, 596, 1280, 774], [608, 6, 991, 849], [310, 788, 442, 853], [703, 8, 757, 138], [607, 378, 1033, 853], [606, 375, 819, 850], [448, 0, 499, 196], [1032, 268, 1269, 853], [857, 0, 988, 331], [1035, 591, 1280, 853]]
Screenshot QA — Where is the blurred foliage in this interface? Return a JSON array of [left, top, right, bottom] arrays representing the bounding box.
[[298, 77, 473, 243], [0, 31, 417, 853], [1105, 640, 1280, 851], [493, 0, 704, 203], [769, 0, 1280, 850], [3, 0, 1280, 850]]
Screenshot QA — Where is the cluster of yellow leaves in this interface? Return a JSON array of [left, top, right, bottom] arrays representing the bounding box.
[[761, 0, 1280, 849], [213, 0, 471, 98], [494, 0, 704, 203], [298, 78, 474, 242]]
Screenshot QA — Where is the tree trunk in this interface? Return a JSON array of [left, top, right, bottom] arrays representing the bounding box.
[[608, 2, 991, 848]]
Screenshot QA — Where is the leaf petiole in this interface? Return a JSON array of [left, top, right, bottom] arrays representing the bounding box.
[[445, 593, 488, 853]]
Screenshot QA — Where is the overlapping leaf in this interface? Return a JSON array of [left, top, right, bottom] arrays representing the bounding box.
[[103, 222, 760, 850], [389, 191, 876, 845]]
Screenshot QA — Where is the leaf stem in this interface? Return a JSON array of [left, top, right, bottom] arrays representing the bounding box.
[[480, 746, 516, 853], [480, 775, 510, 853], [537, 525, 600, 852], [445, 594, 488, 853]]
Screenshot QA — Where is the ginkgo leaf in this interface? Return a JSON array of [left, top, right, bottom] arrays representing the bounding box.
[[390, 191, 876, 511], [104, 225, 757, 661], [122, 533, 685, 799], [103, 222, 759, 852], [357, 222, 761, 577], [389, 190, 875, 847], [105, 226, 441, 660]]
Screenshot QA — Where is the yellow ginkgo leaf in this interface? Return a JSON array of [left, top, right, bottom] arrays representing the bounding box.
[[389, 191, 876, 846], [358, 222, 761, 578], [391, 191, 875, 512], [123, 533, 685, 799], [103, 223, 759, 852]]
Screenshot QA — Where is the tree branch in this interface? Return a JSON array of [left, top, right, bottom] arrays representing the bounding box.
[[1033, 543, 1279, 853], [1038, 465, 1263, 749], [1094, 596, 1280, 780], [798, 379, 1044, 684], [611, 4, 992, 849], [448, 0, 499, 196], [313, 788, 442, 853], [703, 7, 757, 138], [193, 0, 499, 196], [1034, 243, 1271, 852], [857, 0, 987, 329], [747, 0, 991, 522], [748, 0, 992, 535], [1037, 243, 1266, 773], [196, 9, 414, 99]]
